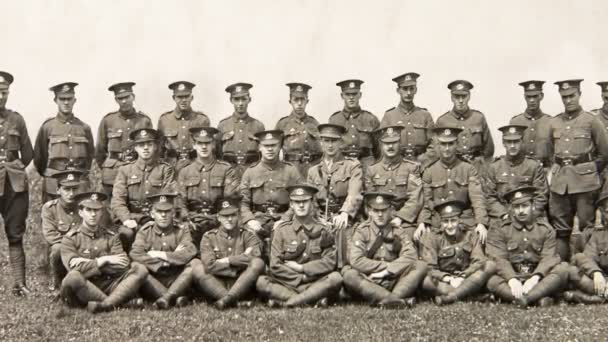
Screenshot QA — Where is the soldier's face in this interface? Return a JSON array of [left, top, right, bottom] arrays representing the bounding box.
[[259, 142, 280, 161], [441, 217, 460, 236], [561, 91, 581, 112], [0, 89, 9, 108], [341, 91, 361, 109], [289, 95, 308, 116], [134, 141, 157, 160], [602, 93, 608, 105], [194, 141, 213, 158], [381, 141, 400, 158], [511, 200, 533, 223], [79, 207, 102, 227], [218, 212, 239, 230], [503, 139, 522, 157], [438, 140, 457, 160], [320, 137, 341, 156], [115, 93, 135, 112], [451, 93, 470, 112], [524, 93, 543, 111], [397, 85, 417, 103], [59, 185, 78, 203], [291, 198, 313, 217], [173, 93, 193, 111], [368, 207, 391, 227], [55, 94, 76, 114], [231, 95, 251, 114], [152, 208, 174, 228]]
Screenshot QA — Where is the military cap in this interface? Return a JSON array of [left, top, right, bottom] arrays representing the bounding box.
[[392, 72, 420, 87], [447, 80, 474, 95], [51, 169, 84, 188], [129, 128, 159, 144], [286, 82, 311, 97], [596, 81, 608, 94], [108, 82, 135, 97], [376, 125, 402, 143], [50, 82, 78, 95], [503, 185, 536, 205], [287, 183, 318, 201], [217, 196, 241, 216], [498, 125, 527, 141], [364, 192, 395, 210], [434, 199, 465, 218], [433, 127, 462, 143], [554, 79, 583, 96], [0, 71, 14, 90], [190, 126, 219, 143], [518, 80, 545, 95], [225, 82, 253, 97], [318, 123, 346, 139], [254, 130, 283, 145], [148, 192, 178, 211], [75, 192, 107, 209], [336, 79, 364, 93], [168, 81, 195, 96]]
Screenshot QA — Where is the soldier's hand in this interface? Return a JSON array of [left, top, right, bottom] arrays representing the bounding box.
[[332, 212, 349, 231], [413, 223, 428, 241], [450, 277, 465, 288], [247, 220, 263, 233], [147, 250, 168, 261], [508, 278, 524, 299], [175, 244, 187, 252], [244, 247, 253, 255], [522, 275, 540, 294], [502, 214, 509, 221], [593, 272, 607, 296], [217, 257, 230, 265], [285, 261, 304, 272], [124, 219, 138, 229], [370, 270, 390, 279], [69, 257, 91, 268], [390, 217, 403, 228], [475, 224, 488, 244]]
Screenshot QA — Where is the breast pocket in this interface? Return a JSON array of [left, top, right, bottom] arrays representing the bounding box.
[[6, 129, 21, 150], [394, 176, 409, 195], [71, 136, 90, 157], [106, 131, 124, 152], [356, 126, 374, 146], [220, 131, 235, 151], [495, 176, 511, 195], [250, 179, 267, 204], [370, 175, 388, 191], [411, 123, 429, 145], [469, 126, 484, 148], [283, 241, 300, 260], [127, 176, 142, 197], [185, 176, 202, 199], [49, 136, 70, 158], [331, 173, 351, 198], [507, 241, 521, 262], [209, 175, 225, 200], [430, 180, 447, 200], [309, 240, 323, 258]]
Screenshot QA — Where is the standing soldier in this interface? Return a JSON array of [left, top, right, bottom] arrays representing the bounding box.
[[217, 83, 265, 180], [381, 72, 436, 169], [34, 82, 94, 203], [548, 79, 608, 261], [158, 81, 210, 173], [275, 83, 322, 177], [591, 81, 608, 133], [96, 82, 152, 196], [0, 71, 34, 296], [329, 79, 380, 168]]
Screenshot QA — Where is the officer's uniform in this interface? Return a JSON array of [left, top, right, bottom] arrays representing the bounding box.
[[275, 83, 322, 177], [591, 81, 608, 137], [60, 192, 148, 313], [193, 197, 265, 309], [34, 82, 94, 202], [129, 193, 197, 309], [256, 184, 343, 307], [0, 71, 34, 295], [96, 82, 153, 196], [342, 192, 428, 307], [380, 73, 437, 168], [158, 81, 211, 173]]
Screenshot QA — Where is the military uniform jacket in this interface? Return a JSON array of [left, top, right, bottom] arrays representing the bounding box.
[[217, 113, 265, 156], [364, 158, 423, 223], [419, 158, 488, 226], [275, 112, 321, 156], [548, 109, 608, 194], [240, 160, 302, 223], [577, 226, 608, 277], [509, 111, 553, 165], [592, 107, 608, 134], [436, 109, 494, 159], [487, 219, 560, 280], [200, 226, 262, 278], [129, 221, 196, 274], [158, 109, 210, 156], [270, 218, 337, 288], [307, 155, 362, 218], [42, 199, 80, 245], [329, 108, 380, 156], [420, 228, 486, 281], [111, 158, 176, 223], [381, 103, 435, 154], [0, 108, 33, 194], [484, 155, 548, 218]]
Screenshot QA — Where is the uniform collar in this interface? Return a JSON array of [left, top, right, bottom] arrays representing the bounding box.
[[524, 109, 543, 120], [292, 217, 316, 233], [505, 153, 525, 166], [451, 108, 471, 120], [289, 111, 310, 124], [56, 112, 75, 123], [443, 227, 465, 243], [600, 106, 608, 119], [59, 198, 77, 212], [0, 107, 7, 118], [79, 223, 99, 238], [152, 223, 176, 235], [323, 154, 345, 173], [342, 107, 361, 118], [194, 157, 216, 171], [135, 157, 157, 170], [219, 227, 240, 239], [261, 159, 281, 170], [231, 112, 250, 122], [119, 108, 137, 119], [440, 157, 460, 169], [398, 101, 416, 114], [370, 221, 392, 237], [563, 107, 583, 120], [381, 157, 401, 170], [512, 219, 534, 231], [173, 108, 191, 120]]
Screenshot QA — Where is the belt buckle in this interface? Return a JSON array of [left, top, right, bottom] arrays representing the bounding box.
[[236, 155, 245, 165], [520, 264, 530, 273], [0, 155, 7, 162], [179, 152, 190, 160], [563, 159, 572, 166], [301, 154, 311, 163], [266, 206, 277, 216]]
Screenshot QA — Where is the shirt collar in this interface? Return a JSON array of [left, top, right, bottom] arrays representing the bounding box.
[[173, 108, 191, 120], [451, 109, 471, 120], [289, 111, 309, 124], [135, 157, 156, 170], [342, 107, 361, 118], [79, 223, 98, 238], [398, 102, 416, 114], [56, 112, 75, 123], [153, 223, 176, 236], [194, 158, 216, 171]]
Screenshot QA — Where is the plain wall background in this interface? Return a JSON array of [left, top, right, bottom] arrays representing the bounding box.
[[2, 0, 607, 156]]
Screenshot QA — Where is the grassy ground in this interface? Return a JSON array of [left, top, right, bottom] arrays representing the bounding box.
[[0, 168, 606, 342]]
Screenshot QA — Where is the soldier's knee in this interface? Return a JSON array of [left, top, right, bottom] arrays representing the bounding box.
[[484, 260, 497, 275], [486, 275, 503, 290], [414, 260, 429, 274], [62, 271, 85, 289], [342, 268, 361, 286], [256, 275, 271, 291], [119, 226, 136, 240], [249, 257, 265, 273], [326, 272, 343, 288], [571, 253, 586, 267], [49, 244, 62, 261], [129, 262, 149, 278]]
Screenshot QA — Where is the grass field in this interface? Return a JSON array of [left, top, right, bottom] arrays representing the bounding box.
[[0, 168, 606, 342]]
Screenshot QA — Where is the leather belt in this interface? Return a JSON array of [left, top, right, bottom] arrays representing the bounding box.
[[554, 153, 593, 166], [284, 152, 322, 163], [253, 203, 288, 215], [514, 263, 538, 274], [222, 152, 259, 165], [109, 151, 136, 163], [187, 201, 217, 215], [400, 146, 426, 158], [49, 158, 87, 171], [343, 147, 371, 159]]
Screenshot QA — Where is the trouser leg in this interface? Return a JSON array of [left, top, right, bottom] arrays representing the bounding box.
[[49, 243, 67, 289], [61, 271, 107, 307], [391, 261, 428, 299], [285, 272, 343, 307], [224, 258, 264, 301], [342, 268, 394, 304], [192, 259, 229, 300], [549, 191, 574, 261], [101, 262, 148, 308], [486, 275, 515, 302], [524, 263, 569, 305]]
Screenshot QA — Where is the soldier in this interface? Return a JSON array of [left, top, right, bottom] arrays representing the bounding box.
[[34, 82, 94, 203], [217, 83, 265, 180], [256, 184, 343, 308], [275, 83, 322, 177], [436, 80, 494, 172], [177, 127, 239, 248], [329, 79, 380, 168], [96, 82, 153, 196], [130, 193, 197, 309], [60, 192, 148, 313], [380, 72, 436, 169], [0, 71, 34, 296], [420, 199, 496, 305], [591, 81, 608, 133], [486, 186, 569, 307], [193, 196, 265, 310], [158, 81, 210, 173], [111, 128, 176, 251], [342, 192, 428, 308], [548, 79, 608, 261], [364, 125, 423, 240]]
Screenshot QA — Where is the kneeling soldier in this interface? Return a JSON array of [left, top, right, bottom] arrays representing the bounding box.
[[130, 193, 197, 309], [487, 186, 569, 307], [420, 199, 496, 305], [193, 196, 265, 309], [256, 184, 342, 307], [60, 192, 148, 313], [342, 192, 427, 308]]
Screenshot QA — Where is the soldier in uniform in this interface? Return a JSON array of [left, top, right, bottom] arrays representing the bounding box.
[[380, 72, 436, 169], [0, 71, 34, 296], [364, 125, 423, 240], [548, 79, 608, 261], [34, 82, 94, 203], [275, 83, 322, 177], [111, 128, 176, 250], [329, 79, 380, 168], [158, 81, 210, 173], [256, 184, 343, 308], [60, 192, 148, 313], [130, 193, 197, 309], [486, 186, 569, 307], [591, 81, 608, 132], [193, 196, 265, 309], [217, 83, 265, 180], [96, 82, 153, 196], [177, 127, 239, 248], [420, 199, 496, 305], [342, 192, 428, 308]]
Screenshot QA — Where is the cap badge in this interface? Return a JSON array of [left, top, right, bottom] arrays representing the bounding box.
[[222, 201, 230, 208], [159, 195, 167, 203], [296, 85, 303, 92], [386, 127, 394, 135], [514, 191, 522, 199], [62, 84, 70, 92], [90, 194, 98, 201], [444, 129, 451, 136], [140, 130, 147, 137], [295, 188, 305, 195], [456, 83, 464, 90], [562, 82, 570, 90], [509, 127, 516, 133], [529, 83, 536, 90], [177, 83, 185, 91], [375, 196, 384, 204], [0, 76, 5, 83], [67, 174, 75, 181], [235, 85, 242, 92], [445, 206, 453, 213], [264, 133, 273, 140], [200, 130, 207, 137], [349, 82, 355, 88], [405, 75, 411, 81]]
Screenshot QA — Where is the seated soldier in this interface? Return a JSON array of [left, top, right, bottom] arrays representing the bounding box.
[[130, 193, 197, 309], [60, 192, 148, 313], [420, 199, 496, 305], [342, 192, 427, 308], [193, 196, 265, 310], [256, 184, 342, 308], [486, 186, 569, 307]]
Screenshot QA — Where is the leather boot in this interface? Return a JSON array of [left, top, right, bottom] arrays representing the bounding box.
[[392, 261, 428, 299], [563, 290, 606, 304], [159, 267, 193, 307], [285, 272, 342, 307], [437, 269, 493, 305], [218, 258, 265, 309], [486, 275, 515, 303], [556, 237, 571, 263], [256, 276, 296, 302], [49, 245, 66, 291], [88, 263, 148, 313], [521, 273, 565, 306], [9, 243, 29, 296], [61, 271, 107, 307], [343, 268, 393, 304]]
